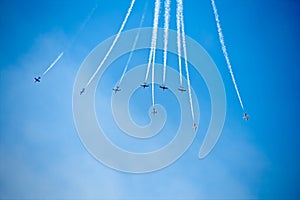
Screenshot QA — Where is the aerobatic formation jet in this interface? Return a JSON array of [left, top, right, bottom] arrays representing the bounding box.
[[159, 84, 168, 91], [192, 123, 198, 131], [140, 82, 149, 88], [80, 88, 85, 95], [178, 86, 186, 92], [34, 76, 41, 83], [151, 108, 157, 115], [243, 112, 249, 121], [113, 86, 121, 93]]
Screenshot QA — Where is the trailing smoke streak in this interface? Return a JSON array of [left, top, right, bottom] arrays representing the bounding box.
[[68, 4, 98, 50], [152, 0, 161, 107], [41, 5, 98, 77], [176, 0, 183, 86], [144, 43, 154, 82], [211, 0, 244, 110], [144, 0, 160, 83], [78, 4, 98, 35], [151, 52, 155, 107], [118, 13, 146, 85], [42, 52, 64, 76], [163, 0, 171, 84], [86, 0, 136, 87], [178, 0, 195, 120]]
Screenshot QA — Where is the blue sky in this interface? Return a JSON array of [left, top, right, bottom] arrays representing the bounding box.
[[1, 0, 300, 198]]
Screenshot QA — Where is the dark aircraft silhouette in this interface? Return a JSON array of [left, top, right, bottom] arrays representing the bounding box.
[[140, 82, 149, 88], [178, 86, 186, 92], [192, 123, 198, 131], [80, 88, 85, 95], [243, 112, 249, 121], [113, 86, 121, 93], [34, 76, 41, 83], [159, 84, 168, 91], [151, 108, 157, 115]]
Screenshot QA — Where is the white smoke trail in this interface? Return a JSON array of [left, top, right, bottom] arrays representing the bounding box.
[[144, 44, 154, 82], [178, 0, 195, 120], [68, 4, 98, 49], [151, 52, 155, 107], [176, 0, 183, 86], [118, 13, 145, 85], [144, 0, 160, 83], [78, 4, 98, 34], [86, 0, 136, 87], [39, 5, 97, 79], [211, 0, 244, 110], [163, 0, 171, 84], [152, 0, 161, 107], [42, 52, 64, 76]]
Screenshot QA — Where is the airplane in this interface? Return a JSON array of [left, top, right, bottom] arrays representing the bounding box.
[[192, 123, 198, 131], [243, 112, 249, 121], [34, 76, 41, 83], [159, 84, 168, 91], [113, 86, 121, 93], [178, 86, 186, 92], [80, 88, 85, 95], [151, 108, 157, 115], [140, 82, 149, 88]]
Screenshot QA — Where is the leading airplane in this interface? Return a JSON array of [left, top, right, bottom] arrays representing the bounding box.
[[159, 84, 168, 91], [178, 86, 186, 92], [80, 88, 85, 95], [34, 76, 41, 83], [113, 86, 121, 93], [140, 82, 149, 88], [243, 112, 249, 121]]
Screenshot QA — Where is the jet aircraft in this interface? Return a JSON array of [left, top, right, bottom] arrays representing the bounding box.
[[140, 82, 149, 88], [192, 123, 198, 131], [34, 76, 41, 83], [113, 86, 121, 93], [243, 112, 249, 121], [80, 88, 85, 95], [159, 84, 168, 91], [178, 86, 186, 92], [151, 108, 157, 115]]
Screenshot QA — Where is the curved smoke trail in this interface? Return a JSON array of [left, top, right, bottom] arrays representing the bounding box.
[[176, 0, 183, 86], [118, 13, 146, 85], [67, 4, 98, 50], [151, 53, 155, 107], [178, 0, 195, 121], [211, 0, 244, 110], [143, 0, 160, 107], [151, 0, 161, 107], [163, 0, 171, 84], [86, 0, 136, 87], [42, 52, 64, 76], [144, 0, 160, 85], [41, 4, 98, 77]]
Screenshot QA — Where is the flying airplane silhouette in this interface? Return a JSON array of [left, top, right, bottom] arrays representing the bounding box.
[[151, 108, 157, 115], [243, 112, 249, 121], [34, 76, 41, 83], [159, 84, 168, 91], [80, 88, 85, 95], [192, 123, 198, 131], [178, 86, 186, 92], [113, 86, 121, 93], [140, 82, 149, 88]]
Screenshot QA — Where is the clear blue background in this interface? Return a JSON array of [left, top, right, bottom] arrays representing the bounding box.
[[1, 0, 299, 198]]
